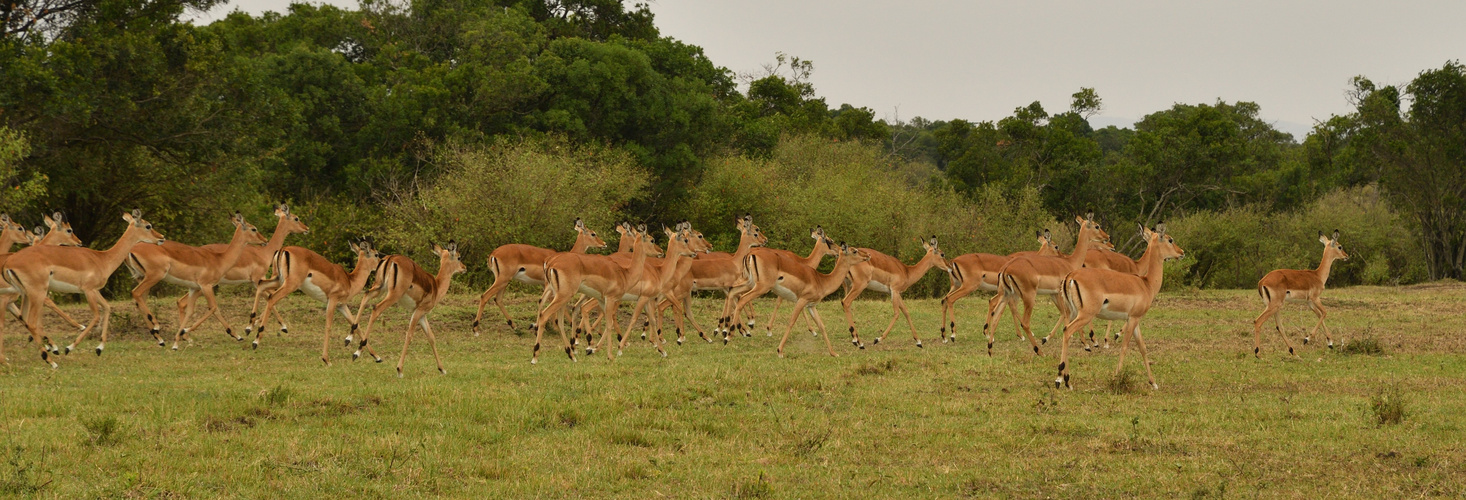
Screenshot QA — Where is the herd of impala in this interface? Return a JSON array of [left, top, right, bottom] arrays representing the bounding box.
[[0, 206, 1350, 387]]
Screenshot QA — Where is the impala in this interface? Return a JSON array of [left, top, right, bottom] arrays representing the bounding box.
[[0, 214, 89, 337], [739, 242, 871, 357], [984, 215, 1110, 356], [937, 232, 1058, 346], [126, 213, 268, 349], [1252, 230, 1349, 357], [469, 218, 607, 335], [839, 236, 950, 348], [1055, 223, 1184, 389], [653, 215, 766, 343], [718, 226, 838, 342], [352, 242, 466, 376], [592, 223, 707, 357], [252, 240, 382, 361], [1079, 240, 1143, 350], [530, 225, 653, 364], [2, 210, 165, 366]]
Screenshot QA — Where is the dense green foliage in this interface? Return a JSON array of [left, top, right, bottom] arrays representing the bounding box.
[[1, 0, 1461, 286]]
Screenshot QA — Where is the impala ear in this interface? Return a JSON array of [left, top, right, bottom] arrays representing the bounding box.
[[0, 214, 9, 225], [1075, 215, 1085, 224], [1332, 229, 1340, 242], [1086, 211, 1095, 222], [1156, 222, 1167, 235], [574, 217, 585, 230], [53, 211, 63, 223], [1318, 232, 1330, 245], [349, 241, 361, 253], [33, 226, 44, 236], [1042, 229, 1051, 240]]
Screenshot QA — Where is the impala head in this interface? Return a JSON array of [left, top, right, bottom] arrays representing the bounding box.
[[274, 203, 310, 237], [573, 217, 608, 250], [680, 221, 714, 254], [433, 240, 467, 276], [836, 242, 873, 267], [1095, 239, 1116, 251], [811, 226, 838, 255], [122, 209, 165, 245], [921, 235, 951, 271], [42, 211, 83, 246], [664, 223, 701, 258], [348, 239, 383, 268], [1141, 222, 1185, 261], [0, 214, 28, 245], [1319, 229, 1348, 262], [231, 212, 270, 245], [736, 214, 754, 233], [1075, 213, 1110, 243], [1035, 230, 1060, 256]]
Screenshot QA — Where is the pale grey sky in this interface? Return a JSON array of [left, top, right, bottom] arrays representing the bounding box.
[[193, 0, 1466, 139]]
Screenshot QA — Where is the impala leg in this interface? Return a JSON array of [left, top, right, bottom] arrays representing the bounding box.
[[319, 298, 337, 365], [983, 293, 1004, 355], [94, 290, 114, 355], [44, 298, 86, 331], [530, 288, 574, 364], [170, 290, 196, 350], [601, 299, 620, 361], [419, 315, 446, 375], [257, 282, 295, 349], [939, 284, 976, 343], [806, 305, 838, 357], [68, 290, 105, 355], [185, 286, 240, 342], [1270, 304, 1298, 357], [129, 272, 169, 345], [244, 279, 279, 336], [1114, 317, 1139, 380], [840, 280, 870, 347], [763, 298, 782, 338], [617, 297, 648, 356], [354, 298, 391, 363], [471, 274, 516, 335], [1131, 323, 1159, 390], [1040, 294, 1067, 345], [1252, 298, 1281, 358], [1308, 296, 1333, 348], [875, 292, 902, 346], [395, 309, 424, 377], [1056, 312, 1096, 389], [776, 299, 810, 358], [18, 290, 56, 368], [1012, 290, 1042, 356]]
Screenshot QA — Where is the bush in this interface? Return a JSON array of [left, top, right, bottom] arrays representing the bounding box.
[[1163, 185, 1425, 289], [681, 135, 1065, 298], [377, 138, 649, 286], [1369, 384, 1407, 427]]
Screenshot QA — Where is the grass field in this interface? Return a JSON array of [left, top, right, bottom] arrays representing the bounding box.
[[0, 281, 1463, 498]]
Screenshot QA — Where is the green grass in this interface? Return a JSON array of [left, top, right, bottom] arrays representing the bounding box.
[[1, 282, 1464, 497]]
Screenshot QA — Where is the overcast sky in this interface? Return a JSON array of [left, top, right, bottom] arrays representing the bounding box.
[[192, 0, 1466, 139]]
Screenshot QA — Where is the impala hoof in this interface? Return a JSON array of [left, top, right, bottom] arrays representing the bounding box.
[[343, 335, 353, 347], [1328, 341, 1335, 349], [352, 351, 361, 361], [171, 344, 179, 351], [251, 340, 259, 350], [439, 368, 447, 375], [1041, 337, 1049, 345], [95, 346, 103, 356], [872, 338, 881, 345], [531, 358, 538, 365], [64, 344, 74, 355], [916, 341, 923, 348], [676, 339, 683, 345], [1150, 382, 1159, 390], [244, 326, 253, 335], [586, 348, 595, 355], [279, 327, 288, 335], [322, 357, 330, 366], [396, 368, 403, 378], [373, 356, 383, 363], [157, 340, 165, 347], [1303, 337, 1310, 345]]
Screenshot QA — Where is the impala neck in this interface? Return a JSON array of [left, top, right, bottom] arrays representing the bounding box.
[[0, 232, 25, 254], [101, 228, 150, 273], [570, 233, 593, 253], [1065, 229, 1099, 269], [905, 252, 943, 281], [1316, 251, 1338, 286], [802, 241, 828, 267], [657, 247, 693, 291], [813, 254, 861, 298], [1140, 239, 1168, 296], [731, 232, 759, 261], [219, 225, 252, 268], [623, 236, 650, 286], [263, 216, 293, 255], [346, 258, 377, 296], [433, 263, 456, 302]]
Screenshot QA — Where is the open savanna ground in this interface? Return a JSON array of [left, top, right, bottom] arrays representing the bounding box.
[[0, 282, 1463, 498]]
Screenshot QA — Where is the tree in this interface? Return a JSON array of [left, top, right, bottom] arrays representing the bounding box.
[[1349, 62, 1466, 279]]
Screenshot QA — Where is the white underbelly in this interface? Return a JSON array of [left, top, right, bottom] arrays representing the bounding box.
[[1036, 288, 1060, 295], [163, 275, 202, 290], [1282, 290, 1308, 303], [217, 278, 253, 286], [577, 285, 603, 299], [48, 279, 84, 294], [865, 281, 892, 294], [771, 283, 798, 301], [977, 281, 999, 292], [300, 278, 328, 302], [1095, 307, 1129, 321], [512, 270, 543, 285]]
